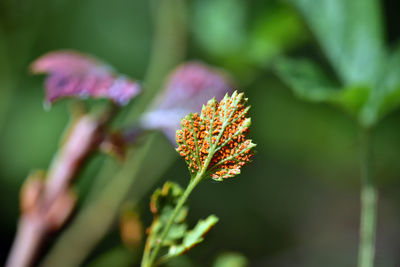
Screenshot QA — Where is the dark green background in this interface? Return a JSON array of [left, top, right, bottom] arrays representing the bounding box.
[[2, 0, 400, 266]]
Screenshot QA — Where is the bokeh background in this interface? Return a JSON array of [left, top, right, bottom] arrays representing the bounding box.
[[2, 0, 400, 266]]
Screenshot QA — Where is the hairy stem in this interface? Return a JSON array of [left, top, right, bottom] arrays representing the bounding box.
[[358, 129, 377, 267], [142, 173, 203, 267], [5, 216, 45, 267], [39, 134, 167, 267], [6, 114, 107, 267]]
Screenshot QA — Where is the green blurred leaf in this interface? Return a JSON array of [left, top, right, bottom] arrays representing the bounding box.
[[192, 0, 246, 57], [275, 58, 370, 117], [164, 255, 197, 267], [193, 0, 307, 70], [213, 252, 248, 267], [336, 86, 370, 117], [361, 46, 400, 126], [247, 5, 307, 65], [289, 0, 385, 85], [275, 58, 340, 102], [167, 215, 219, 257], [86, 246, 135, 267]]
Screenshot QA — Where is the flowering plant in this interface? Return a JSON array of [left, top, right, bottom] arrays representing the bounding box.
[[5, 45, 255, 267], [141, 91, 255, 267]]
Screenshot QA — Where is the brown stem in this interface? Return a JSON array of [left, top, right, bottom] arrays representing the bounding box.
[[6, 114, 107, 267], [43, 115, 103, 204], [6, 216, 45, 267]]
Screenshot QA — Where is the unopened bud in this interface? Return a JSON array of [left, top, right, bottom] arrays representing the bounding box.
[[100, 132, 127, 160], [20, 171, 45, 214], [120, 208, 143, 249], [45, 189, 77, 231]]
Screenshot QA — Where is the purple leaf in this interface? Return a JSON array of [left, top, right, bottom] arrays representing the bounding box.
[[141, 61, 235, 143], [31, 50, 141, 106]]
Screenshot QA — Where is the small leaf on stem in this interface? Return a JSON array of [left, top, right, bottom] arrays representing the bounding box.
[[145, 182, 218, 264], [167, 215, 219, 257], [147, 182, 189, 248]]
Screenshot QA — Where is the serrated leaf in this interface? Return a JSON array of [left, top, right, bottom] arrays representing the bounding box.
[[31, 50, 141, 106], [288, 0, 385, 85], [176, 91, 256, 181], [167, 215, 219, 257]]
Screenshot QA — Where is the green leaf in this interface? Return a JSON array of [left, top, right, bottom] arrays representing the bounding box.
[[192, 0, 246, 57], [167, 215, 219, 257], [145, 182, 219, 265], [147, 182, 189, 248], [288, 0, 385, 85], [247, 4, 307, 65], [275, 58, 341, 102], [164, 255, 196, 267], [86, 246, 135, 267], [150, 181, 184, 218], [213, 252, 248, 267], [361, 46, 400, 127], [336, 86, 370, 117], [275, 58, 370, 116]]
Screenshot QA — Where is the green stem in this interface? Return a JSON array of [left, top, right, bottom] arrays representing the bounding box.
[[357, 129, 377, 267], [142, 173, 204, 267]]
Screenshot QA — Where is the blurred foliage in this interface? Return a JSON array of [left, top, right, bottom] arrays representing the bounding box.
[[213, 252, 248, 267], [1, 0, 400, 266], [86, 246, 136, 267], [278, 0, 400, 128], [192, 0, 307, 79]]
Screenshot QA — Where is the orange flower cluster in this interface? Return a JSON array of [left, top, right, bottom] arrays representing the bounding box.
[[176, 91, 255, 180]]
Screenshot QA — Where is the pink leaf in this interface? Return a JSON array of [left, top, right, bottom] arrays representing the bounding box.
[[155, 61, 234, 111], [141, 61, 235, 143], [31, 50, 141, 105]]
